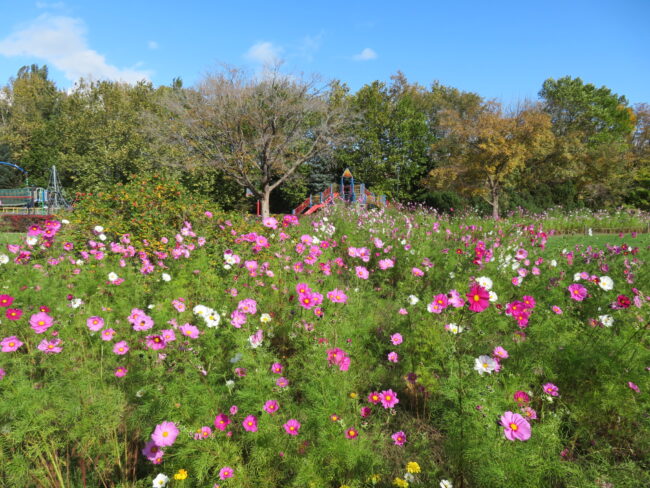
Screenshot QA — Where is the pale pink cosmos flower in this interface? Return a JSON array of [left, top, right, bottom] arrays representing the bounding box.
[[493, 346, 509, 359], [114, 366, 128, 378], [194, 426, 212, 439], [543, 382, 559, 396], [151, 421, 179, 447], [179, 323, 200, 339], [86, 316, 104, 332], [101, 328, 116, 341], [390, 333, 403, 345], [355, 266, 369, 279], [37, 338, 62, 353], [30, 312, 54, 334], [219, 466, 234, 480], [113, 341, 129, 355], [628, 382, 640, 393], [1, 336, 23, 352], [283, 419, 301, 435]]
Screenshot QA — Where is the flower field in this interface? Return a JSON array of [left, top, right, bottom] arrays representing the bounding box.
[[0, 205, 648, 488]]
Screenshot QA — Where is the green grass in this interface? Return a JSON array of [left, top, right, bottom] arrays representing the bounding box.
[[545, 232, 650, 254], [0, 232, 21, 245]]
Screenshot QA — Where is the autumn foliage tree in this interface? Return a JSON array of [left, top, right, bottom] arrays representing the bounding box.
[[428, 102, 554, 218]]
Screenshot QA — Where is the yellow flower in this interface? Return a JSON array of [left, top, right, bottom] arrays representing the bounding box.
[[349, 392, 358, 399], [368, 474, 381, 484], [174, 469, 188, 480], [393, 478, 409, 488], [406, 461, 421, 474]]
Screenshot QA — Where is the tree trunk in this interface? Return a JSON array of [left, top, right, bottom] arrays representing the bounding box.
[[261, 187, 272, 219], [491, 186, 500, 220]]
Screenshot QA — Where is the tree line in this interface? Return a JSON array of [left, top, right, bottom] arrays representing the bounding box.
[[0, 64, 648, 217]]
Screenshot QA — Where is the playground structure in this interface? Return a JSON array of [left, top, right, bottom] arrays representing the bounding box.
[[292, 168, 387, 215], [0, 162, 70, 215]]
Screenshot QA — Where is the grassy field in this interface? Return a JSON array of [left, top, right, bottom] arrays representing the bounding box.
[[0, 232, 21, 245]]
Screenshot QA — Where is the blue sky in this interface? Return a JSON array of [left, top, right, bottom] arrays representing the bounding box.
[[0, 0, 648, 106]]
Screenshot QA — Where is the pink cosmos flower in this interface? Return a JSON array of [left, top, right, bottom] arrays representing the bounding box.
[[29, 312, 54, 334], [283, 419, 301, 435], [242, 415, 258, 432], [327, 289, 348, 303], [263, 400, 279, 414], [262, 217, 278, 229], [219, 467, 234, 480], [113, 341, 129, 355], [628, 382, 640, 393], [327, 348, 351, 371], [378, 258, 394, 270], [101, 328, 116, 341], [448, 290, 465, 308], [500, 411, 531, 441], [390, 333, 403, 345], [141, 440, 164, 463], [427, 293, 449, 314], [543, 382, 559, 396], [387, 351, 399, 363], [466, 284, 490, 312], [172, 298, 186, 313], [151, 421, 179, 447], [521, 406, 537, 420], [345, 428, 359, 439], [194, 426, 212, 440], [86, 316, 104, 332], [37, 338, 62, 353], [379, 389, 399, 409], [271, 362, 283, 374], [355, 266, 369, 279], [146, 335, 166, 350], [493, 346, 509, 359], [1, 336, 23, 352], [160, 329, 176, 342], [276, 377, 289, 388], [214, 414, 231, 431], [0, 295, 14, 307], [368, 391, 381, 404], [552, 305, 563, 314], [411, 267, 424, 277], [179, 323, 200, 339], [567, 283, 588, 301], [230, 405, 238, 415], [391, 431, 407, 446], [114, 366, 128, 377]]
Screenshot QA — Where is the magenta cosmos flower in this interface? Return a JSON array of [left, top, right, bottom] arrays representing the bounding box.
[[151, 421, 179, 447], [500, 411, 531, 441], [263, 400, 279, 414], [219, 466, 234, 480], [379, 389, 399, 409], [271, 362, 283, 374], [214, 413, 231, 431], [1, 336, 23, 352], [0, 295, 14, 307], [6, 308, 22, 321], [466, 285, 490, 312], [567, 283, 588, 301], [242, 415, 258, 432], [283, 419, 301, 435], [345, 428, 359, 439], [141, 440, 164, 463], [30, 312, 54, 334]]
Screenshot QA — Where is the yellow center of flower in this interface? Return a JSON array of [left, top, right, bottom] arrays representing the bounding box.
[[38, 321, 45, 326], [9, 342, 15, 347], [162, 431, 168, 437], [510, 423, 518, 431], [474, 295, 480, 301], [48, 344, 54, 349], [483, 363, 489, 368], [385, 395, 391, 401]]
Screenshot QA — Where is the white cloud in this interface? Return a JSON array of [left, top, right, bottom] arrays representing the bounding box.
[[0, 14, 151, 84], [147, 40, 158, 50], [245, 41, 283, 66], [352, 47, 377, 61], [296, 34, 322, 62]]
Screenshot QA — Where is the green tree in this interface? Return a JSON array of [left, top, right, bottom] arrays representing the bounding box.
[[538, 76, 636, 206], [0, 64, 62, 186]]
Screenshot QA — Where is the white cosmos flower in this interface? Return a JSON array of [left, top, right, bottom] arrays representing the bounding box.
[[61, 219, 70, 225], [94, 226, 104, 233], [474, 355, 497, 375], [550, 259, 557, 267], [440, 480, 453, 488], [70, 298, 83, 309], [161, 273, 171, 282], [108, 272, 119, 282], [26, 236, 38, 246], [223, 264, 232, 270], [193, 305, 208, 316], [599, 276, 614, 291], [98, 233, 107, 241], [445, 323, 464, 334], [476, 276, 493, 290], [574, 273, 582, 281], [0, 254, 8, 265], [407, 295, 420, 305], [205, 310, 221, 328], [260, 313, 272, 323], [152, 473, 169, 487], [489, 291, 498, 302], [599, 314, 614, 327]]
